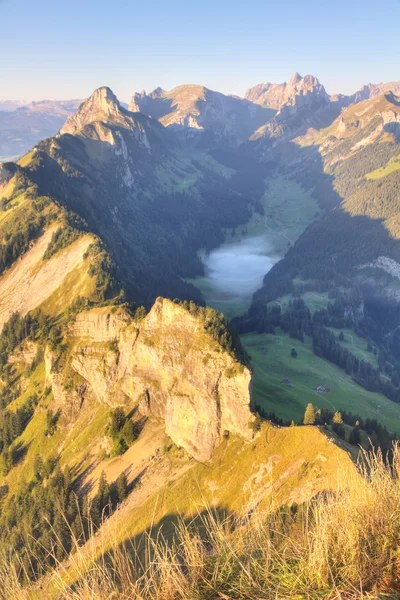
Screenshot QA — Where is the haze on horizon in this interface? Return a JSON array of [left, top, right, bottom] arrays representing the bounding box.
[[0, 0, 399, 102]]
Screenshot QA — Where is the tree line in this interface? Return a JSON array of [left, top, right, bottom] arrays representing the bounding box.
[[234, 297, 400, 404]]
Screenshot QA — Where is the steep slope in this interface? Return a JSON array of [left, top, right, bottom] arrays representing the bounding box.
[[249, 73, 340, 146], [0, 98, 81, 161], [348, 80, 400, 105], [246, 72, 328, 110], [0, 161, 101, 322], [11, 86, 258, 306], [50, 421, 357, 597], [244, 90, 400, 408], [45, 299, 252, 461], [130, 84, 275, 147]]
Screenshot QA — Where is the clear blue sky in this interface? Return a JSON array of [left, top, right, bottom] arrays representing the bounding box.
[[1, 0, 399, 101]]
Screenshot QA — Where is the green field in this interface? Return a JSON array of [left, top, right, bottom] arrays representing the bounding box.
[[242, 329, 400, 433], [268, 291, 331, 313], [328, 327, 378, 369], [226, 175, 320, 253], [366, 154, 400, 180]]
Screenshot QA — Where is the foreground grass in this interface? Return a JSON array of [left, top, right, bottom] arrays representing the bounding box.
[[5, 445, 400, 599]]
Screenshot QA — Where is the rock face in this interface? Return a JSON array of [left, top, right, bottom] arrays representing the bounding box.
[[129, 84, 274, 146], [45, 299, 253, 461], [60, 87, 123, 135], [245, 72, 329, 110], [249, 73, 335, 146], [349, 81, 400, 105], [59, 87, 167, 154]]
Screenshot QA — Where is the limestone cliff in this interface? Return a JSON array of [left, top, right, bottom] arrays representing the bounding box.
[[45, 298, 253, 461], [245, 72, 329, 110], [129, 84, 274, 147]]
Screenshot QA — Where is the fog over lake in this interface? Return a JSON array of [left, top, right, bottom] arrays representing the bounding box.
[[201, 234, 281, 306]]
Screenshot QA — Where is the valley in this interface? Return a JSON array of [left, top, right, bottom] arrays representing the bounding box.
[[190, 174, 319, 318], [1, 64, 400, 598]]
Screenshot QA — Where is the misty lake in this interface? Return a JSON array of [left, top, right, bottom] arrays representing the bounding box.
[[193, 234, 282, 318]]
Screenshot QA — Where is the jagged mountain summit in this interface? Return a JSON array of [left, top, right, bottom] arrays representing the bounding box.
[[1, 86, 257, 306], [248, 72, 338, 146], [59, 86, 168, 156], [129, 83, 275, 146], [245, 72, 329, 110], [348, 80, 400, 105]]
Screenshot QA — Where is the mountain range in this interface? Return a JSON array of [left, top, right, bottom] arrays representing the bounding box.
[[3, 72, 400, 161], [1, 70, 400, 596], [0, 98, 81, 161]]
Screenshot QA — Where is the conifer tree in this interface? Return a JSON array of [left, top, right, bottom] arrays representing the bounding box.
[[349, 425, 361, 446], [333, 411, 343, 424], [116, 472, 129, 502], [303, 403, 316, 425], [121, 419, 136, 444]]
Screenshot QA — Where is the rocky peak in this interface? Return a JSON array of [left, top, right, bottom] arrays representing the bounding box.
[[246, 73, 328, 110], [347, 80, 400, 106], [60, 86, 125, 135], [46, 299, 254, 461], [129, 83, 274, 147], [288, 71, 302, 86]]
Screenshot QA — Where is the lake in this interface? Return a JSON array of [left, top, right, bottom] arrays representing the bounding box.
[[193, 234, 282, 318]]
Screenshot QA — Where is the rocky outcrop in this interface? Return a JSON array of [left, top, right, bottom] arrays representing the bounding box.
[[59, 87, 167, 155], [246, 73, 329, 110], [249, 73, 336, 147], [129, 84, 274, 147], [60, 87, 124, 135], [46, 299, 253, 461]]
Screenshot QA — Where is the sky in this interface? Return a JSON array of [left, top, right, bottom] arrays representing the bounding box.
[[1, 0, 399, 102]]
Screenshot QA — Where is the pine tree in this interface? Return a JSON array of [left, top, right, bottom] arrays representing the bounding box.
[[303, 403, 316, 425], [97, 471, 109, 507], [349, 426, 361, 446], [53, 512, 71, 561], [116, 472, 129, 502], [333, 411, 343, 424], [250, 412, 262, 433], [33, 453, 44, 481], [121, 419, 136, 444]]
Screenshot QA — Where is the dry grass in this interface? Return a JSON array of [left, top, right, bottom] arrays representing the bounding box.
[[4, 446, 400, 599]]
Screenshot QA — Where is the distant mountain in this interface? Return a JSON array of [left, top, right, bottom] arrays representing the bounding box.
[[6, 87, 257, 305], [245, 72, 329, 110], [0, 100, 28, 111], [248, 73, 338, 147], [129, 84, 275, 147], [0, 98, 81, 161], [248, 89, 400, 364], [349, 80, 400, 105]]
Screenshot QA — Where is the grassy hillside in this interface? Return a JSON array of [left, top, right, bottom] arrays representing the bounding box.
[[4, 421, 357, 598], [34, 445, 400, 600], [242, 328, 400, 432]]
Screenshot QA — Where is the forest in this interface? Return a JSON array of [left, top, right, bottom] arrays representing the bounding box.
[[234, 297, 400, 405]]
